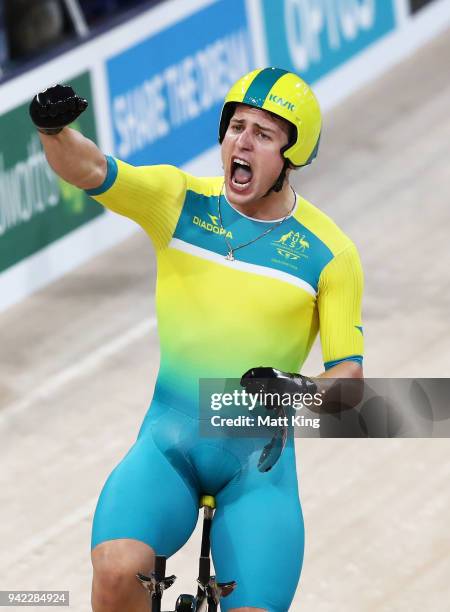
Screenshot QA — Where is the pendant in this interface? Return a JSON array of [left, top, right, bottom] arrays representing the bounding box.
[[226, 251, 234, 261]]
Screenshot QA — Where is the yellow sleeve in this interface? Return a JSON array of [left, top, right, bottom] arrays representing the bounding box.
[[86, 156, 187, 251], [317, 243, 364, 370]]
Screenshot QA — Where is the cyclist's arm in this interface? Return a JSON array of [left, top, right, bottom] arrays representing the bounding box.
[[40, 126, 186, 250], [316, 243, 364, 378], [318, 360, 362, 379], [85, 157, 187, 251], [39, 127, 106, 190]]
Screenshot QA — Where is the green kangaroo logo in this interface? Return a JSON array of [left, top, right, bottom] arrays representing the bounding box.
[[275, 230, 294, 244]]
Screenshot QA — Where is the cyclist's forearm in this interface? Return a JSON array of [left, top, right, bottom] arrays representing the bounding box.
[[39, 127, 107, 190], [311, 362, 364, 413]]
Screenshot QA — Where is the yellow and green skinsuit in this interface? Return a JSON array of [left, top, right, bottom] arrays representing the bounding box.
[[88, 156, 363, 409], [88, 156, 363, 612]]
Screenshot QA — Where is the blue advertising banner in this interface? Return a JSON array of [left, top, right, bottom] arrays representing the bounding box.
[[259, 0, 397, 84], [106, 0, 253, 167]]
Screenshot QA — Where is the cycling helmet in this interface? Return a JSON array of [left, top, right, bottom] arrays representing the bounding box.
[[219, 67, 322, 191]]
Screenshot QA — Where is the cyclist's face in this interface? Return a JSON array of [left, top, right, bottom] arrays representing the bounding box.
[[221, 105, 290, 205]]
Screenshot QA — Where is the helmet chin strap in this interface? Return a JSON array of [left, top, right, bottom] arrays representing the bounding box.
[[263, 158, 291, 196]]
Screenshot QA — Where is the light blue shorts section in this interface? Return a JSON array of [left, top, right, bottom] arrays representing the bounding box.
[[92, 400, 304, 611]]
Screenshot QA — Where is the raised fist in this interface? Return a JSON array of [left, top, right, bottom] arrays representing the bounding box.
[[29, 84, 88, 134]]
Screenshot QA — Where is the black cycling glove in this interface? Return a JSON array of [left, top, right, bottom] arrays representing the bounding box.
[[29, 84, 88, 135], [240, 366, 317, 407]]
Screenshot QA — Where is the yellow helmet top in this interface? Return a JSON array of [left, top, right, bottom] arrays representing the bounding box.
[[219, 67, 322, 167]]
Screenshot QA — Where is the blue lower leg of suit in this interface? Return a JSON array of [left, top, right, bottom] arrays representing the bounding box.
[[92, 398, 305, 611]]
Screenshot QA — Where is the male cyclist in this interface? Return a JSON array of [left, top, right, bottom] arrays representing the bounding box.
[[30, 67, 363, 612]]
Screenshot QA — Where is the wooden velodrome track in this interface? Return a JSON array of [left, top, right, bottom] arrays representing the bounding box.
[[0, 30, 449, 612]]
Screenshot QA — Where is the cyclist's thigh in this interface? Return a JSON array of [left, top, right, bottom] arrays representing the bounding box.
[[91, 419, 199, 557], [211, 443, 304, 612]]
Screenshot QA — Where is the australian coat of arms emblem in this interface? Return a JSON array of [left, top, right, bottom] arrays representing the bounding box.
[[272, 230, 310, 261]]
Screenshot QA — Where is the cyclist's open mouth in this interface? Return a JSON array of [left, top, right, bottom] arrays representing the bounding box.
[[231, 157, 253, 191]]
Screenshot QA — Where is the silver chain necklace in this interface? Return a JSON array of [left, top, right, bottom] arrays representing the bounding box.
[[217, 183, 297, 261]]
